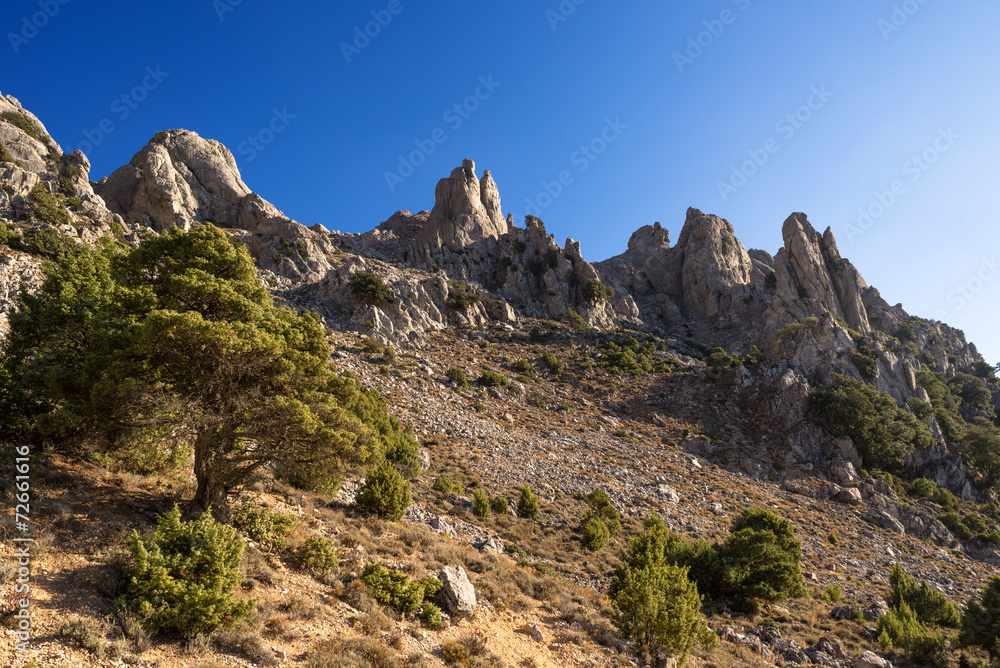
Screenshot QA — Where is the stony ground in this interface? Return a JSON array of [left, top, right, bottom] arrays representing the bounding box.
[[3, 321, 999, 668]]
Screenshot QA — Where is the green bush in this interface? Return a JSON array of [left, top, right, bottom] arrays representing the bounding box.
[[721, 508, 807, 610], [231, 501, 296, 548], [517, 484, 540, 520], [445, 280, 481, 310], [961, 420, 1000, 490], [562, 308, 588, 331], [540, 352, 563, 375], [477, 371, 508, 387], [810, 374, 932, 469], [432, 475, 463, 494], [849, 344, 879, 380], [349, 271, 393, 304], [446, 366, 469, 388], [582, 278, 614, 304], [513, 359, 535, 375], [909, 477, 938, 498], [120, 505, 255, 637], [359, 337, 384, 354], [959, 575, 1000, 660], [300, 536, 338, 573], [360, 563, 429, 614], [598, 336, 666, 376], [610, 563, 715, 662], [580, 514, 611, 551], [441, 639, 471, 664], [355, 461, 411, 521], [491, 495, 510, 516], [422, 601, 444, 630], [0, 110, 45, 143], [584, 488, 621, 537], [472, 488, 490, 518], [889, 563, 960, 628], [27, 183, 71, 226], [877, 601, 947, 665], [822, 585, 843, 603], [939, 512, 974, 542], [705, 347, 742, 371]]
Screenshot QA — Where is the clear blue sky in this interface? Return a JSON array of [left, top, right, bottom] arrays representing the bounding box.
[[3, 0, 998, 363]]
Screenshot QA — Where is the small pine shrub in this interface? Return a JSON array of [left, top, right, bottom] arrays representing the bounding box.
[[940, 512, 974, 542], [909, 477, 938, 498], [432, 475, 463, 495], [472, 488, 490, 518], [491, 495, 510, 516], [610, 563, 715, 661], [581, 514, 611, 552], [349, 271, 393, 304], [421, 602, 443, 630], [120, 505, 255, 637], [300, 536, 338, 573], [27, 183, 71, 226], [513, 359, 534, 375], [477, 371, 508, 387], [359, 337, 384, 354], [877, 601, 946, 664], [231, 501, 296, 548], [540, 352, 564, 375], [517, 484, 540, 520], [445, 280, 481, 310], [960, 575, 1000, 660], [360, 563, 427, 614], [562, 308, 588, 331], [822, 585, 843, 603], [446, 366, 469, 388], [889, 563, 960, 628], [582, 278, 614, 304], [355, 461, 411, 521]]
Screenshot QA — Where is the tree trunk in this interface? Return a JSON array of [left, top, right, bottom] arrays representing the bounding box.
[[191, 429, 231, 521]]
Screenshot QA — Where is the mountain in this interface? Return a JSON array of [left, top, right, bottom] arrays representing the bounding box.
[[3, 91, 1000, 668]]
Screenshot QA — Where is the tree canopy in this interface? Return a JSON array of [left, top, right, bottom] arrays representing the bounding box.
[[1, 225, 416, 517]]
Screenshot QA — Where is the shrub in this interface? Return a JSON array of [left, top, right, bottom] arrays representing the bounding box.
[[810, 374, 932, 469], [360, 337, 384, 354], [540, 352, 563, 375], [894, 321, 917, 342], [120, 505, 255, 637], [610, 563, 715, 662], [421, 601, 443, 630], [477, 371, 508, 387], [432, 475, 463, 494], [59, 616, 108, 658], [441, 639, 471, 664], [889, 563, 960, 628], [360, 563, 428, 614], [517, 484, 540, 520], [562, 308, 588, 331], [231, 501, 296, 548], [446, 367, 469, 388], [940, 512, 974, 542], [513, 359, 535, 375], [877, 601, 947, 664], [490, 495, 510, 516], [582, 278, 614, 304], [720, 508, 807, 611], [27, 183, 71, 226], [356, 461, 411, 521], [445, 281, 481, 310], [472, 488, 490, 519], [909, 477, 938, 498], [960, 575, 1000, 660], [973, 361, 998, 382], [349, 271, 392, 304], [0, 110, 45, 143], [584, 488, 621, 537], [304, 636, 404, 668], [300, 537, 338, 573], [580, 514, 611, 551], [961, 420, 1000, 490], [822, 585, 842, 602], [849, 344, 879, 380], [705, 347, 742, 371]]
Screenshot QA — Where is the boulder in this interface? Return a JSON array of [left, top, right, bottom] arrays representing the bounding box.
[[439, 566, 477, 617], [856, 650, 891, 668]]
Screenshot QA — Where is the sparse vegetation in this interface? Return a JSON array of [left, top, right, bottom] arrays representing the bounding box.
[[350, 271, 393, 304], [517, 484, 540, 520], [355, 461, 411, 521]]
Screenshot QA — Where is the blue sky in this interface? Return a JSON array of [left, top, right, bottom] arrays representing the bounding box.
[[2, 0, 998, 363]]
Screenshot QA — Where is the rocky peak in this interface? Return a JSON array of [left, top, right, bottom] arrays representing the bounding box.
[[96, 129, 251, 232], [428, 158, 511, 247], [773, 213, 870, 333], [627, 221, 670, 254], [670, 208, 754, 317]]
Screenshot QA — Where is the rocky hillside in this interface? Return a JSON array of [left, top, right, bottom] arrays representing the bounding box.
[[3, 90, 1000, 668]]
